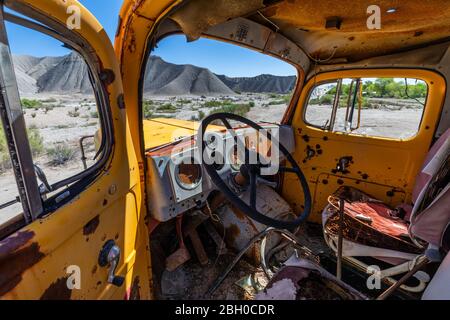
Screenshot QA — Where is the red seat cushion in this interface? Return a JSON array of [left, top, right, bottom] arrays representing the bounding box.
[[342, 200, 409, 238], [324, 186, 421, 253]]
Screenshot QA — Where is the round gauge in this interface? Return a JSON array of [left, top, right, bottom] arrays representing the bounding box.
[[229, 145, 243, 171], [175, 159, 202, 190]]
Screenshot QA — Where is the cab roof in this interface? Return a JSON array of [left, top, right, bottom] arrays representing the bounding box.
[[121, 0, 450, 63]]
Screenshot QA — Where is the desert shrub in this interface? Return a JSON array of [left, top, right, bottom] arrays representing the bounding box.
[[81, 122, 97, 127], [198, 110, 206, 120], [41, 97, 57, 103], [55, 124, 71, 129], [0, 124, 38, 173], [248, 101, 255, 108], [178, 99, 192, 104], [156, 104, 177, 113], [143, 101, 154, 119], [309, 94, 334, 105], [90, 111, 99, 118], [0, 126, 41, 172], [43, 105, 54, 114], [47, 143, 76, 166], [268, 100, 286, 105], [28, 127, 44, 156], [203, 100, 231, 108], [210, 102, 252, 117], [282, 94, 292, 103], [269, 93, 279, 99], [0, 128, 6, 154], [68, 109, 80, 117], [0, 129, 8, 173], [31, 112, 37, 118], [21, 98, 43, 109]]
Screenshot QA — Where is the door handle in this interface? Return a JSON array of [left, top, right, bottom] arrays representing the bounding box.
[[98, 240, 125, 287]]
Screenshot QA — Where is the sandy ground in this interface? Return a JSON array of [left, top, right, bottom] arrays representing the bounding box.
[[0, 93, 424, 226], [0, 93, 98, 225], [305, 104, 423, 139]]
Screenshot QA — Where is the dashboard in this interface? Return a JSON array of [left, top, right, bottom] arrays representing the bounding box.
[[145, 124, 296, 222]]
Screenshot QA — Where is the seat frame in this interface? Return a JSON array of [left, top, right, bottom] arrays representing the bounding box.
[[322, 205, 430, 293]]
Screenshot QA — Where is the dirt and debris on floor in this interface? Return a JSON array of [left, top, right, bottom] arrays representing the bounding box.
[[153, 220, 332, 300], [160, 252, 268, 300]]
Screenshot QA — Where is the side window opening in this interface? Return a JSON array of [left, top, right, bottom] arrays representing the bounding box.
[[304, 77, 428, 139], [0, 6, 111, 235]]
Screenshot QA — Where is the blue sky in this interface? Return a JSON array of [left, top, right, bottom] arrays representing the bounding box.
[[5, 0, 296, 77]]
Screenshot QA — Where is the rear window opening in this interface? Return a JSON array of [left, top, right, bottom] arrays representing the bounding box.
[[304, 77, 428, 139]]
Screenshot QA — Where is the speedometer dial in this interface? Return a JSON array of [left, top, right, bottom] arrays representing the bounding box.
[[175, 159, 202, 190]]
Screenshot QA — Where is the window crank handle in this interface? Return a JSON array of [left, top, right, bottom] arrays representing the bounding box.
[[98, 240, 125, 287]]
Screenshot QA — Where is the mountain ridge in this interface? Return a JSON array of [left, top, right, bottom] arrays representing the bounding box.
[[13, 54, 296, 95]]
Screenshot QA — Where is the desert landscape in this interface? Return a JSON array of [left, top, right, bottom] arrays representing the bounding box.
[[0, 53, 425, 225]]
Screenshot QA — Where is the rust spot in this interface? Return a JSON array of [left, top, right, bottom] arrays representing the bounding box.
[[83, 215, 100, 236], [332, 156, 353, 174], [229, 204, 246, 221], [91, 265, 98, 275], [40, 277, 72, 300], [227, 224, 241, 242], [301, 135, 310, 142], [303, 145, 315, 163], [0, 231, 45, 296], [99, 69, 115, 85], [117, 93, 125, 109], [129, 276, 141, 300], [386, 190, 395, 197], [337, 179, 344, 185], [414, 31, 423, 37], [103, 199, 108, 206], [322, 179, 328, 185], [127, 29, 137, 53], [348, 36, 355, 41], [323, 136, 328, 141]]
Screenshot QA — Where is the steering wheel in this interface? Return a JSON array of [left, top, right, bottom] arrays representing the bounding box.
[[199, 112, 311, 230]]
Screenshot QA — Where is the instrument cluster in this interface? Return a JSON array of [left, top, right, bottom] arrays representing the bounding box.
[[146, 124, 295, 222]]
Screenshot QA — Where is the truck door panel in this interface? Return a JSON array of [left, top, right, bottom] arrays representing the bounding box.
[[0, 0, 151, 300], [283, 69, 445, 223]]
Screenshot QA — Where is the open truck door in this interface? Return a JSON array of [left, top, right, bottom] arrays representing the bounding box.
[[0, 0, 151, 299]]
